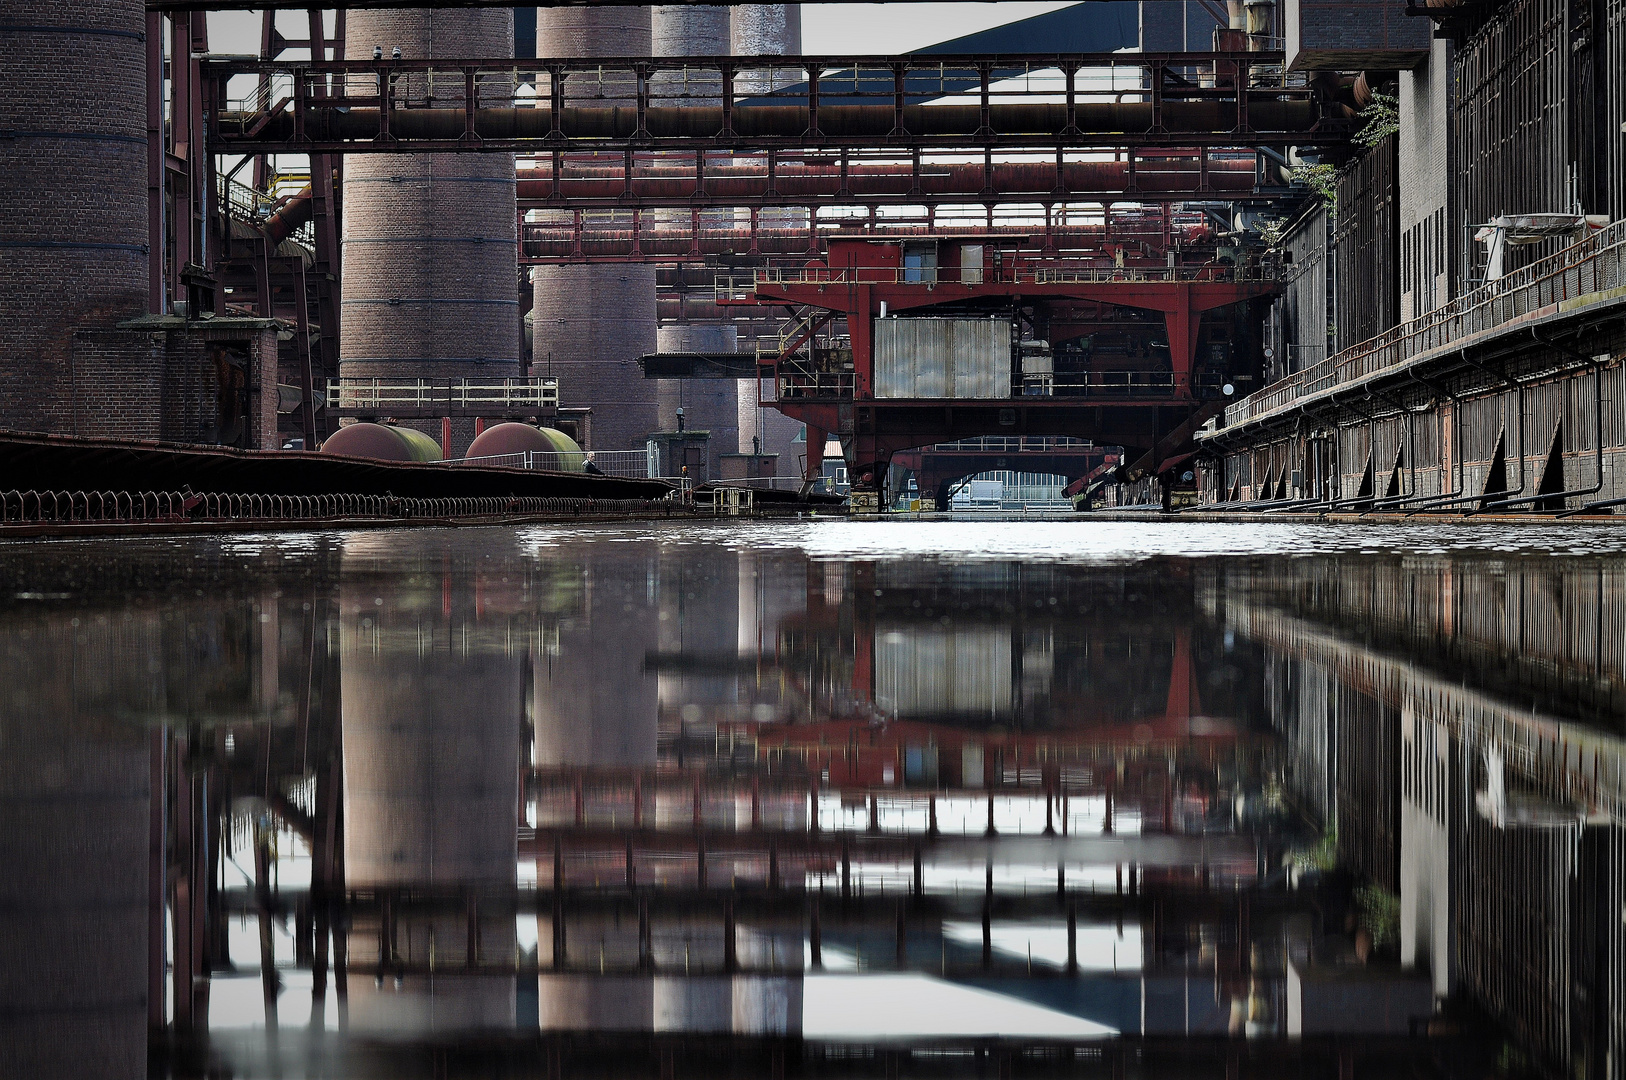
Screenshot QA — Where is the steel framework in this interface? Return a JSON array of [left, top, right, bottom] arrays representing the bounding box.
[[206, 52, 1329, 155], [717, 237, 1278, 497], [513, 150, 1274, 209]]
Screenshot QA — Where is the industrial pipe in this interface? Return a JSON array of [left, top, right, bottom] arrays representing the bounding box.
[[261, 184, 315, 245], [516, 155, 1263, 206]]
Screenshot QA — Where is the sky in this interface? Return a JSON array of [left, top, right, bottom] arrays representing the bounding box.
[[801, 2, 1078, 52], [209, 3, 1083, 58]]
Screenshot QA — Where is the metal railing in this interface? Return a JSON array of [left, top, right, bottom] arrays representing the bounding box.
[[455, 448, 655, 478], [214, 51, 1306, 124], [930, 436, 1096, 452], [326, 377, 559, 411], [711, 476, 805, 492], [0, 489, 677, 527], [1222, 218, 1626, 428], [719, 259, 1280, 301], [770, 370, 1179, 401]]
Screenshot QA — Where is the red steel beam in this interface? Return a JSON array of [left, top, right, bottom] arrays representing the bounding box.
[[522, 223, 1172, 264], [516, 152, 1266, 209]]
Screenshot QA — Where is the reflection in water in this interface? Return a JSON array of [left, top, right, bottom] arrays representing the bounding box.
[[0, 524, 1623, 1077]]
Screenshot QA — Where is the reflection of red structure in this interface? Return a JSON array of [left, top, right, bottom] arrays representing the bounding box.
[[720, 238, 1279, 501]]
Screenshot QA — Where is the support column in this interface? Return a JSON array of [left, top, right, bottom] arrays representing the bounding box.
[[1162, 288, 1199, 398], [805, 424, 826, 483]]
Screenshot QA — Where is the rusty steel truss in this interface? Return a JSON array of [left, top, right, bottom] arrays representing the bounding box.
[[206, 52, 1330, 155], [513, 149, 1275, 209], [717, 237, 1279, 498]]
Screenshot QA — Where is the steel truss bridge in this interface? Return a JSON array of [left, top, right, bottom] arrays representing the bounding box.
[[208, 52, 1328, 156]]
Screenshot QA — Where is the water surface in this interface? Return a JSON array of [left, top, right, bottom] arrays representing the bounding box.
[[3, 520, 1623, 1079]]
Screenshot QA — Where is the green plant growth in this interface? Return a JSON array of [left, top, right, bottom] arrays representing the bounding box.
[[1354, 91, 1400, 148], [1284, 92, 1396, 221], [1355, 884, 1401, 949], [1254, 216, 1288, 249], [1290, 830, 1338, 874], [1292, 163, 1339, 210]]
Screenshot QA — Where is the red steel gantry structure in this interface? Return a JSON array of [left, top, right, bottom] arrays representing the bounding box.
[[719, 236, 1280, 505]]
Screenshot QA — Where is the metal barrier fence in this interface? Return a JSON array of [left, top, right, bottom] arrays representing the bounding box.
[[1223, 218, 1626, 428], [454, 448, 656, 477], [711, 476, 805, 492], [0, 489, 680, 527], [325, 377, 559, 411], [932, 436, 1096, 451], [720, 259, 1280, 301]]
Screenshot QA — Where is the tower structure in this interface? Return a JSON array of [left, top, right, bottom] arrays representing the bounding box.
[[340, 10, 520, 458], [530, 6, 659, 452], [730, 4, 806, 465], [0, 0, 149, 436], [652, 5, 740, 472]]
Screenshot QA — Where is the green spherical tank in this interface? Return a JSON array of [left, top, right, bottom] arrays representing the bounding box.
[[389, 425, 446, 462]]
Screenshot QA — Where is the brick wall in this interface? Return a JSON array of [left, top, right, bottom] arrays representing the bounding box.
[[1284, 0, 1431, 69], [0, 2, 151, 441], [39, 326, 280, 449], [339, 9, 521, 461]]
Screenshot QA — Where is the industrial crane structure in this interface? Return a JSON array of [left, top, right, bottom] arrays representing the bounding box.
[[717, 235, 1279, 506]]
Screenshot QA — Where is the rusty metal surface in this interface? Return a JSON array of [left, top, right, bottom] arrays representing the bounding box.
[[1219, 219, 1626, 431], [515, 152, 1269, 209], [873, 317, 1011, 400], [0, 430, 674, 503], [207, 53, 1324, 155]]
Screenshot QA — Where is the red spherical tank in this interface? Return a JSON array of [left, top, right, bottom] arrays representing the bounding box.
[[320, 422, 444, 462], [465, 423, 585, 470]]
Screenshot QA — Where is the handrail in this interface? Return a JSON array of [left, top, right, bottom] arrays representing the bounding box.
[[1222, 218, 1626, 429], [326, 377, 559, 409], [723, 260, 1278, 298]]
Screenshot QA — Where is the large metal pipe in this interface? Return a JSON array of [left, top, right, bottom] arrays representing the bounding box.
[[520, 223, 1180, 263], [516, 155, 1261, 206]]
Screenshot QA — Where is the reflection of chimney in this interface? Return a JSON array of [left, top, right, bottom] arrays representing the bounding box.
[[532, 547, 660, 766], [341, 575, 523, 890], [0, 610, 152, 1076], [339, 536, 524, 1031]]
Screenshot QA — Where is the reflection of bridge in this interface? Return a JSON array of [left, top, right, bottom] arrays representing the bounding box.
[[889, 437, 1118, 509]]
